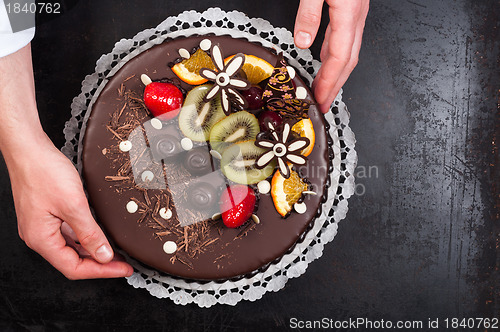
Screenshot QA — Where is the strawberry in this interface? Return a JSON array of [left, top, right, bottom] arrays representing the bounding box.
[[220, 185, 256, 228], [143, 81, 183, 120]]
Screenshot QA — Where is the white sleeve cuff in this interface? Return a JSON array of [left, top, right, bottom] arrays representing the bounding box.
[[0, 0, 35, 57], [0, 27, 35, 57]]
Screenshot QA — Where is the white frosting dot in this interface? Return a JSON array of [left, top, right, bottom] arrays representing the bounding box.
[[163, 241, 177, 254], [294, 202, 307, 214], [119, 140, 132, 152], [287, 66, 296, 79], [178, 48, 190, 59], [181, 137, 193, 151], [141, 170, 154, 182], [210, 149, 222, 160], [257, 180, 271, 195], [200, 39, 212, 51], [126, 201, 138, 213], [150, 118, 162, 130], [296, 86, 307, 100], [251, 214, 260, 224], [159, 207, 172, 220], [141, 74, 152, 86]]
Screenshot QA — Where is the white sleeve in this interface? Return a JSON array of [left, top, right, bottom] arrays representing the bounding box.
[[0, 0, 35, 58]]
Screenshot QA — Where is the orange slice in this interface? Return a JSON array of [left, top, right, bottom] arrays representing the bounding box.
[[172, 48, 216, 85], [224, 54, 274, 84], [271, 169, 309, 217], [292, 118, 315, 156]]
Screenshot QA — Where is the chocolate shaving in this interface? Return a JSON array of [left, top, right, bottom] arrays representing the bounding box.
[[104, 176, 130, 181], [153, 198, 160, 215], [235, 222, 257, 239], [137, 211, 148, 224], [201, 237, 219, 248], [183, 228, 189, 253], [175, 252, 194, 269], [214, 254, 227, 263], [125, 91, 147, 111], [123, 74, 136, 83], [143, 191, 151, 206], [118, 84, 125, 97], [163, 194, 170, 209], [117, 103, 127, 122], [106, 125, 124, 141], [130, 197, 148, 210], [150, 216, 165, 228], [118, 160, 132, 176], [155, 231, 171, 238]]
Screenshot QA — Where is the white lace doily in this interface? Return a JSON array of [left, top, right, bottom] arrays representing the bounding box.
[[63, 8, 357, 308]]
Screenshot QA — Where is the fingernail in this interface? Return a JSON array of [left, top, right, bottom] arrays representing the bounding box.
[[296, 31, 312, 48], [96, 244, 113, 263], [126, 266, 134, 277]]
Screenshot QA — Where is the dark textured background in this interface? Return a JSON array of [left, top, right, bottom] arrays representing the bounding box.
[[0, 0, 498, 331]]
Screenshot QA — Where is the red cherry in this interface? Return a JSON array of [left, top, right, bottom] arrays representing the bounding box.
[[258, 110, 283, 131], [144, 82, 183, 120], [219, 185, 256, 228], [241, 86, 264, 110]]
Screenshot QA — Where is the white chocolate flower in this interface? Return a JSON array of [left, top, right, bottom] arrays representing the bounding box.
[[255, 121, 310, 179], [199, 44, 250, 115]]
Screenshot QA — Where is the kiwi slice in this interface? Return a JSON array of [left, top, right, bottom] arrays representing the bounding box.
[[209, 111, 260, 154], [221, 140, 276, 185], [179, 84, 226, 141]]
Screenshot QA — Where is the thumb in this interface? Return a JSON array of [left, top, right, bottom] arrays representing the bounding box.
[[60, 198, 114, 264], [294, 0, 325, 49]]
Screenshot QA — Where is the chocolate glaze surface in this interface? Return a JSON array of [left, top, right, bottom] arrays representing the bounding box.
[[82, 35, 330, 280]]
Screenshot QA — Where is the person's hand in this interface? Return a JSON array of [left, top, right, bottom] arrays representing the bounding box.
[[0, 44, 132, 280], [8, 135, 133, 279], [294, 0, 369, 113]]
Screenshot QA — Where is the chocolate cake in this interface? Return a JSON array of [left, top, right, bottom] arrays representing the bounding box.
[[82, 35, 331, 281]]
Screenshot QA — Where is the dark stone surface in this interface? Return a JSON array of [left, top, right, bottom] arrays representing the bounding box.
[[0, 0, 498, 330]]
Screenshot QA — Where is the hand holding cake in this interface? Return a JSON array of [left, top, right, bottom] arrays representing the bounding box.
[[294, 0, 370, 113], [0, 45, 133, 280]]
